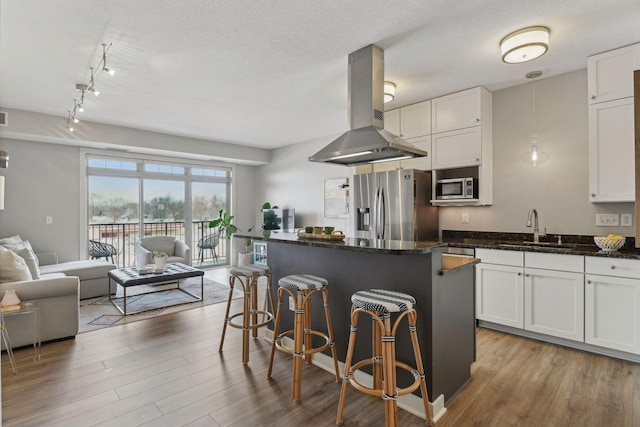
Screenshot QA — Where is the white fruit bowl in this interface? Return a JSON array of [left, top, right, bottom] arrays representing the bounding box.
[[594, 236, 625, 252]]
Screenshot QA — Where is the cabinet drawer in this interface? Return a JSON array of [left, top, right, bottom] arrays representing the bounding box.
[[475, 249, 523, 267], [525, 252, 584, 272], [585, 256, 640, 279]]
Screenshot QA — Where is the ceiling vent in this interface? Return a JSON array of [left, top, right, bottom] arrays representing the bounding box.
[[0, 112, 7, 126]]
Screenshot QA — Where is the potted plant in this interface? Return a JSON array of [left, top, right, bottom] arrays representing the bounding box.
[[238, 226, 255, 266], [153, 251, 168, 270], [208, 209, 239, 240]]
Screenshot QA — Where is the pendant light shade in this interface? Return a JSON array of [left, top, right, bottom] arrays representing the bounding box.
[[501, 26, 550, 64], [522, 71, 549, 166]]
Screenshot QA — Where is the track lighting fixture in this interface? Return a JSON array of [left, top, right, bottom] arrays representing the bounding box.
[[65, 42, 113, 132], [102, 43, 115, 76]]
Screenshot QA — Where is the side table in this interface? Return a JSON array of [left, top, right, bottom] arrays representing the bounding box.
[[1, 301, 41, 374]]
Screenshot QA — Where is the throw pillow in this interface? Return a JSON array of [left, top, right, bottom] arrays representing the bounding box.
[[0, 240, 40, 279], [0, 247, 33, 283], [0, 235, 23, 245]]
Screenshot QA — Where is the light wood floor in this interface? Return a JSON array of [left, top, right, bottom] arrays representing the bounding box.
[[2, 271, 640, 426]]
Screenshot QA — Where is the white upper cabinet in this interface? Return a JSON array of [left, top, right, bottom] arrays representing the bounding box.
[[587, 43, 639, 203], [384, 100, 431, 139], [587, 43, 640, 104], [431, 87, 489, 134], [384, 108, 400, 136], [430, 87, 492, 171], [399, 101, 431, 138], [588, 98, 635, 202], [431, 126, 481, 170], [399, 135, 432, 171]]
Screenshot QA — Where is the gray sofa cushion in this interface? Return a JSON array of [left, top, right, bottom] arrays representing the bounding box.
[[39, 260, 114, 281]]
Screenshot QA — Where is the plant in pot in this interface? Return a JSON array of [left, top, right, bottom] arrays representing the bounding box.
[[153, 251, 168, 271], [238, 226, 255, 266], [209, 209, 252, 265]]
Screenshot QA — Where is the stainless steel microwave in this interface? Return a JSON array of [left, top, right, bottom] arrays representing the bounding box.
[[436, 177, 476, 199]]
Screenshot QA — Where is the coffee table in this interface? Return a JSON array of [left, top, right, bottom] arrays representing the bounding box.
[[108, 263, 204, 315]]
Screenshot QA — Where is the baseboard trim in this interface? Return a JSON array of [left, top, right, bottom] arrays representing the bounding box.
[[263, 330, 446, 422]]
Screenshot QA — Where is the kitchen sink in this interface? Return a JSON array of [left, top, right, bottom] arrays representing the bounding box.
[[497, 242, 575, 251]]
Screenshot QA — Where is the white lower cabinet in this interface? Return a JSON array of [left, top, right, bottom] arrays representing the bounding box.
[[585, 256, 640, 355], [475, 249, 524, 328], [524, 267, 584, 341], [476, 249, 585, 342], [476, 263, 524, 328]]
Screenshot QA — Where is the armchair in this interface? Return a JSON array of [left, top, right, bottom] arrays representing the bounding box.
[[136, 236, 191, 267]]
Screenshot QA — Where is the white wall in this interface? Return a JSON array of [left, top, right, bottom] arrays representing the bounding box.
[[0, 138, 258, 261], [254, 136, 354, 234], [439, 69, 634, 237]]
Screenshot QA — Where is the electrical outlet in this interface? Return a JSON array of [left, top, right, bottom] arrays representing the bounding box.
[[596, 213, 619, 226], [45, 216, 53, 225], [462, 213, 469, 224], [621, 214, 633, 227]]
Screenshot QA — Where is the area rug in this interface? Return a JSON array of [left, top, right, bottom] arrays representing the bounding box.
[[79, 277, 241, 333]]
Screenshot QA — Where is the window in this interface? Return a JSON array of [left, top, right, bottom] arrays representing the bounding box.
[[87, 154, 231, 267]]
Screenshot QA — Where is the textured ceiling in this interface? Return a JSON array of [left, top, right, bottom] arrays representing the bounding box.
[[1, 0, 639, 150]]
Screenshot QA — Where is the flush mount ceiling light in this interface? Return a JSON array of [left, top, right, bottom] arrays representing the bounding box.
[[65, 42, 114, 132], [501, 26, 550, 64], [384, 81, 396, 103]]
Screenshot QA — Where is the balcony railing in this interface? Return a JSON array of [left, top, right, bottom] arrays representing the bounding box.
[[88, 221, 228, 268]]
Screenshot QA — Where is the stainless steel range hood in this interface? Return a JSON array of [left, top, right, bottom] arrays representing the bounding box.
[[309, 44, 427, 166]]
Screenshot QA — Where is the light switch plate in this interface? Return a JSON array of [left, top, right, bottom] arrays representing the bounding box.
[[462, 213, 469, 224], [45, 216, 53, 225], [596, 213, 619, 226], [621, 214, 633, 227]]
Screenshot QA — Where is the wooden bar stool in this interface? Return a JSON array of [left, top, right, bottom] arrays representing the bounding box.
[[218, 264, 274, 364], [267, 274, 340, 402], [336, 289, 434, 426]]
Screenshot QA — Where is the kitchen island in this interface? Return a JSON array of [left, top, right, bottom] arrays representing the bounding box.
[[234, 232, 478, 421]]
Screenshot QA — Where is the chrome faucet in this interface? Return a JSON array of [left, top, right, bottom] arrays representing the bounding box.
[[526, 208, 546, 243]]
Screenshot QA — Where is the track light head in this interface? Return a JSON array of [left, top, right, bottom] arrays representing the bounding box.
[[103, 67, 115, 76]]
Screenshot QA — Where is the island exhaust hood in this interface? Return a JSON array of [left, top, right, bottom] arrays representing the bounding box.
[[309, 44, 428, 166]]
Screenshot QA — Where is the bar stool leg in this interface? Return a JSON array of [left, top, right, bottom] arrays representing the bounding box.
[[241, 277, 251, 364], [336, 306, 360, 426], [303, 290, 313, 364], [321, 287, 340, 381], [267, 287, 286, 378], [261, 274, 275, 324], [408, 310, 434, 425], [372, 313, 383, 391], [251, 277, 259, 339], [292, 290, 305, 402], [218, 275, 237, 353], [381, 314, 398, 427]]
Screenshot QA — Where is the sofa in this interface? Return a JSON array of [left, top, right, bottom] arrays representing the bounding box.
[[0, 235, 117, 348], [1, 275, 79, 348], [37, 252, 117, 299], [136, 235, 191, 266]]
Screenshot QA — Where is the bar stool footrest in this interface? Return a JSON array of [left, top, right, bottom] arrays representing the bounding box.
[[227, 310, 274, 330], [346, 358, 423, 398], [274, 329, 331, 356]]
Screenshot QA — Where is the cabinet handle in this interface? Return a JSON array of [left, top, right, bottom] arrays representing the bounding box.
[[610, 265, 616, 270], [476, 118, 480, 122], [525, 274, 530, 277], [591, 95, 596, 100], [475, 158, 480, 162], [517, 272, 522, 276], [587, 280, 592, 284], [591, 193, 596, 197]]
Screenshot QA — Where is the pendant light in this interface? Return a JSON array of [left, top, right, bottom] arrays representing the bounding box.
[[521, 71, 549, 166]]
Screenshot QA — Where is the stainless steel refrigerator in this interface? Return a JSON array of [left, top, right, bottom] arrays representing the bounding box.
[[353, 169, 438, 241]]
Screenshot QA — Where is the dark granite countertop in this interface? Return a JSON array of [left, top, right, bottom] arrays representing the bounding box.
[[234, 232, 447, 255], [442, 230, 640, 260], [236, 230, 640, 260]]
